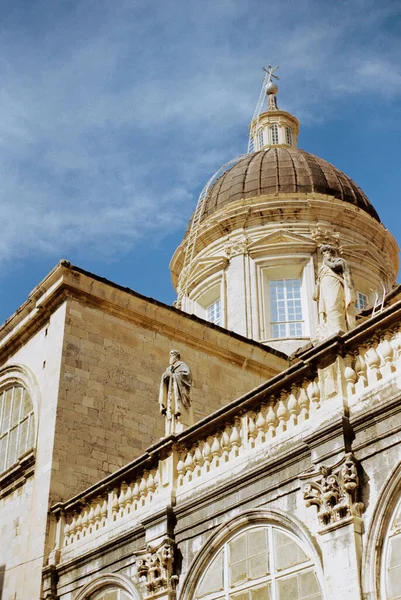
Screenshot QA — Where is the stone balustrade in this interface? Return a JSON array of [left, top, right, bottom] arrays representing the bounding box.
[[59, 467, 160, 549], [50, 315, 401, 562], [176, 378, 320, 487]]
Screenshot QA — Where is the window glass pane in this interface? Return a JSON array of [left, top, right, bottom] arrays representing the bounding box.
[[11, 388, 22, 427], [206, 299, 222, 326], [0, 435, 7, 472], [278, 573, 299, 599], [270, 279, 303, 338], [18, 418, 29, 456], [1, 389, 13, 435], [274, 530, 308, 571], [196, 550, 224, 597], [91, 590, 132, 600], [194, 526, 320, 600], [0, 386, 34, 473], [6, 427, 18, 469]]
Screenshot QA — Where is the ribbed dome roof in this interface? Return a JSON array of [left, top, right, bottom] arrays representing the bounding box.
[[201, 147, 380, 222]]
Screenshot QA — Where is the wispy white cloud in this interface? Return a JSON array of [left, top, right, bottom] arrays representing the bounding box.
[[0, 0, 399, 269]]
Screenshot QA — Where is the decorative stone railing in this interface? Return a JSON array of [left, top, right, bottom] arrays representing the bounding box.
[[176, 378, 320, 487], [49, 305, 401, 563], [50, 465, 160, 558]]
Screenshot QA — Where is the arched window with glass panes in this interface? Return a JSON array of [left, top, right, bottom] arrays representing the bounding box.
[[90, 589, 133, 600], [382, 495, 401, 599], [193, 524, 322, 599], [0, 385, 35, 473], [270, 124, 279, 145]]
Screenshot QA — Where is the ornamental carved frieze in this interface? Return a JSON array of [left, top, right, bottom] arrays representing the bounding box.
[[135, 538, 178, 598], [302, 453, 364, 528]]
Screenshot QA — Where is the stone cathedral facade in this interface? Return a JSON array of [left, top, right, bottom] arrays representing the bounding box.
[[1, 76, 401, 600]]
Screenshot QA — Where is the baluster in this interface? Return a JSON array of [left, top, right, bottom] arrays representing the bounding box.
[[63, 518, 71, 546], [307, 380, 321, 411], [230, 417, 242, 458], [343, 354, 357, 397], [221, 426, 231, 462], [147, 470, 156, 499], [211, 433, 222, 469], [139, 472, 148, 505], [255, 406, 267, 444], [276, 392, 288, 434], [287, 386, 299, 427], [111, 488, 119, 521], [69, 512, 78, 544], [365, 340, 382, 385], [298, 384, 309, 422], [390, 327, 401, 370], [248, 412, 257, 448], [125, 483, 133, 514], [202, 438, 212, 473], [75, 511, 83, 540], [265, 401, 277, 439], [132, 481, 140, 511], [176, 454, 186, 486], [87, 502, 95, 534], [94, 497, 102, 530], [118, 483, 127, 517], [100, 496, 108, 527], [354, 348, 368, 393], [193, 444, 204, 477], [184, 451, 195, 482], [378, 333, 395, 377]]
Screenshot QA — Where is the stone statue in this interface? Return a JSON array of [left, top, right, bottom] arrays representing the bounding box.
[[159, 350, 193, 436], [313, 245, 356, 339]]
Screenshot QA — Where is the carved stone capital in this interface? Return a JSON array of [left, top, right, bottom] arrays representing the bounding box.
[[301, 453, 364, 529], [311, 225, 340, 249], [135, 538, 177, 598], [224, 235, 250, 258]]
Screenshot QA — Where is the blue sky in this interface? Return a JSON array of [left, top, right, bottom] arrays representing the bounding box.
[[0, 0, 400, 323]]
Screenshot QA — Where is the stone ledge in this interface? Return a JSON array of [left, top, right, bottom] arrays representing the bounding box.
[[0, 449, 35, 499]]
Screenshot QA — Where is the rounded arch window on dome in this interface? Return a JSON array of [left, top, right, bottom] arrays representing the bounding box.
[[193, 524, 323, 600], [0, 384, 35, 474], [270, 124, 279, 145], [285, 126, 292, 146]]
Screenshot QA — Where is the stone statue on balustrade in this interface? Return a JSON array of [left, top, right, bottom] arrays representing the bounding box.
[[159, 350, 193, 436], [313, 244, 356, 341]]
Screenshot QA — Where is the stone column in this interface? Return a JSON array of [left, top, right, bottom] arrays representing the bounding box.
[[225, 253, 249, 337], [319, 517, 363, 600]]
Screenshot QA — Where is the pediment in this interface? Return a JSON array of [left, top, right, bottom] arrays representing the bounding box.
[[248, 230, 317, 252]]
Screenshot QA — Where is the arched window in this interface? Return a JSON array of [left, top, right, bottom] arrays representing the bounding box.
[[383, 496, 401, 599], [257, 128, 264, 150], [286, 127, 292, 146], [0, 385, 35, 473], [193, 525, 322, 599], [270, 124, 279, 145], [91, 589, 132, 600]]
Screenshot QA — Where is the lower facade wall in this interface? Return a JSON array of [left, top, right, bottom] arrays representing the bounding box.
[[47, 393, 401, 600]]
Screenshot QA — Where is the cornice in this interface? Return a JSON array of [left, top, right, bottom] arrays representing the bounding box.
[[0, 262, 288, 370]]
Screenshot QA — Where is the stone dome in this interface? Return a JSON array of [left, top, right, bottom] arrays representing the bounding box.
[[201, 147, 380, 223]]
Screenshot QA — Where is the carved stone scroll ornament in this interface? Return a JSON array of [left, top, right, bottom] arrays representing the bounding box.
[[302, 453, 364, 528], [135, 539, 178, 598]]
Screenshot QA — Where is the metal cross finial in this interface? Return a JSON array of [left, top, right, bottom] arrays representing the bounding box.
[[262, 64, 280, 83]]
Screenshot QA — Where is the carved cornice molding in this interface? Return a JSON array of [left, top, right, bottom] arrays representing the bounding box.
[[301, 452, 364, 530]]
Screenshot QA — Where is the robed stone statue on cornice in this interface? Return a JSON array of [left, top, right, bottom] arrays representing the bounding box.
[[159, 350, 193, 436], [313, 244, 356, 341]]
